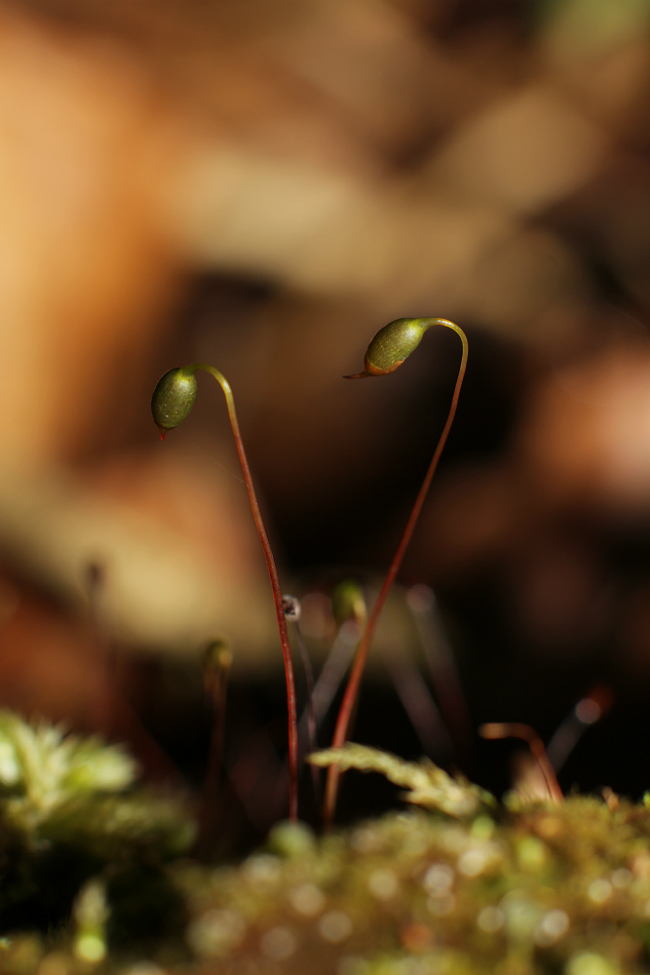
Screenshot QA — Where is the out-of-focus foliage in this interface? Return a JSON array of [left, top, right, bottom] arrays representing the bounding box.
[[0, 711, 193, 946], [0, 710, 193, 858], [9, 739, 650, 974], [172, 794, 650, 975], [310, 743, 493, 817]]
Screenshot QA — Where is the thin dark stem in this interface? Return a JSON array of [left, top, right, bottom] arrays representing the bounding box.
[[324, 321, 468, 826], [293, 618, 320, 801], [307, 620, 359, 733], [84, 560, 114, 740], [281, 618, 361, 805], [187, 364, 299, 822], [407, 584, 473, 768], [380, 646, 451, 759], [545, 686, 612, 772], [198, 645, 232, 856], [85, 561, 179, 781]]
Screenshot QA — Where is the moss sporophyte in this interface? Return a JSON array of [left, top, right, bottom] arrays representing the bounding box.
[[151, 319, 468, 827], [151, 364, 299, 822], [4, 316, 649, 973], [325, 318, 468, 825]]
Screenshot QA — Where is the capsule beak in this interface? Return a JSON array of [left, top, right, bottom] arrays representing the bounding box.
[[344, 358, 406, 379]]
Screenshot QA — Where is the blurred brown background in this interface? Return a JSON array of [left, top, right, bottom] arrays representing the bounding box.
[[2, 0, 650, 828]]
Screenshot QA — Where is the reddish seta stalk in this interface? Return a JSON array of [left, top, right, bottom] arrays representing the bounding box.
[[479, 722, 563, 803], [151, 364, 299, 822], [324, 318, 469, 827]]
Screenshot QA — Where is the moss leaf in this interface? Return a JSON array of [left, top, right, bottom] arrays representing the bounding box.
[[309, 743, 495, 817]]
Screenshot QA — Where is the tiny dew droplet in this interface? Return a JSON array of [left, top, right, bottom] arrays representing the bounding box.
[[282, 595, 302, 622]]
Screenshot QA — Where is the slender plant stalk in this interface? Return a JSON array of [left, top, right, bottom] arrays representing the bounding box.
[[380, 645, 451, 759], [324, 319, 468, 826], [407, 584, 473, 767], [546, 686, 612, 772], [283, 595, 320, 801], [198, 640, 232, 855], [479, 722, 563, 803], [85, 560, 179, 781], [196, 366, 299, 822], [152, 363, 299, 821], [295, 622, 318, 771], [301, 629, 354, 738]]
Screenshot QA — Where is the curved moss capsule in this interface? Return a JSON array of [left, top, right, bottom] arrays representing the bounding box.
[[345, 318, 431, 379], [151, 368, 197, 438], [331, 579, 366, 627], [202, 638, 232, 675]]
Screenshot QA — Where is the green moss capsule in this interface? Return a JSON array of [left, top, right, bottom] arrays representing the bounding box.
[[328, 316, 468, 825], [331, 579, 367, 627], [201, 639, 232, 676], [345, 318, 432, 378], [151, 368, 198, 438], [150, 359, 301, 821]]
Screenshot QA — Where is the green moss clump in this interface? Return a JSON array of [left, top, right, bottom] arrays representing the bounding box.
[[170, 793, 650, 975], [5, 730, 650, 974], [0, 711, 194, 953]]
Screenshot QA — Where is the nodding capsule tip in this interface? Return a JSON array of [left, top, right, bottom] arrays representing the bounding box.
[[343, 371, 371, 380], [151, 367, 198, 436]]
